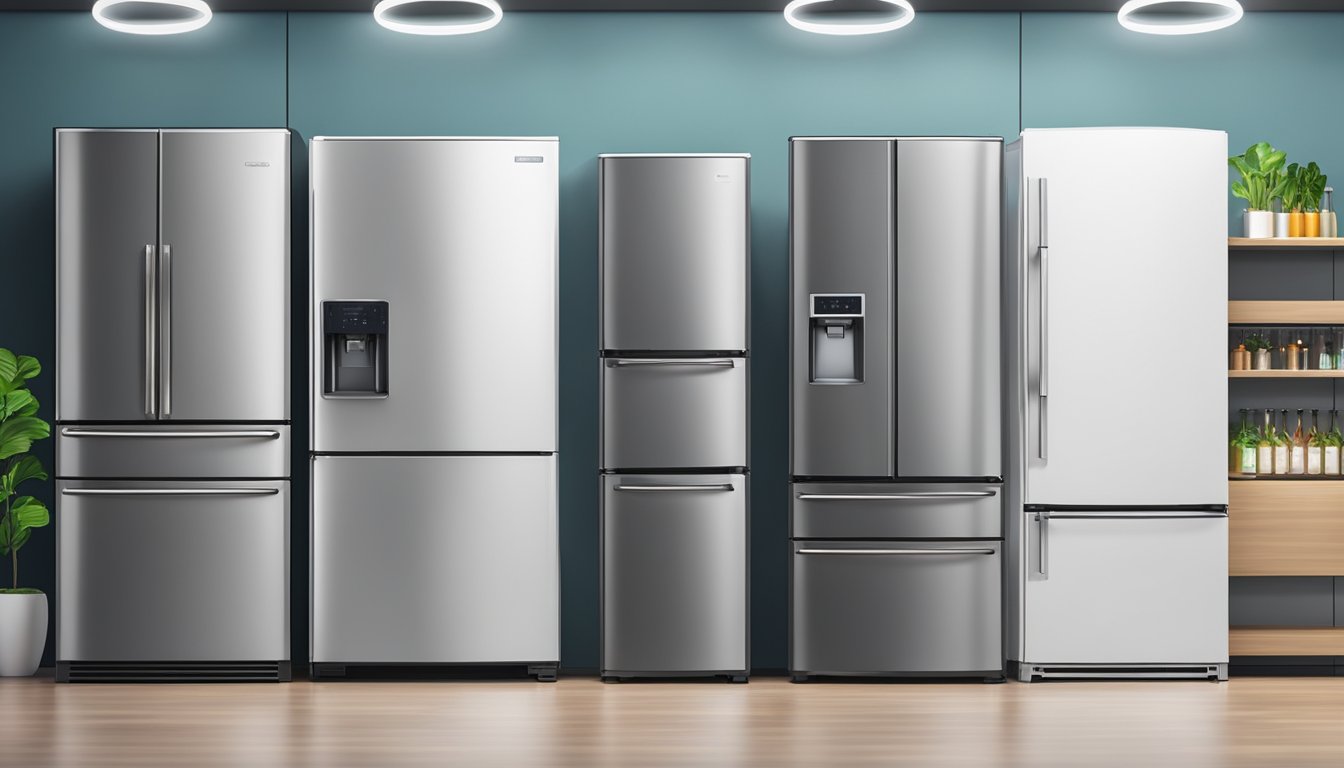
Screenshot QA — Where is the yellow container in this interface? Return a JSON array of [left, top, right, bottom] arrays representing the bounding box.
[[1289, 211, 1305, 237], [1305, 211, 1322, 238]]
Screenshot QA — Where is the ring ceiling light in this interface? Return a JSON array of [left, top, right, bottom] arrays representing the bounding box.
[[783, 0, 915, 36], [1117, 0, 1243, 35], [373, 0, 504, 36], [92, 0, 212, 35]]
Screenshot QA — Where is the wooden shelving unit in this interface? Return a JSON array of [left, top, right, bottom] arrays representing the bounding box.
[[1228, 300, 1344, 324], [1229, 237, 1344, 250], [1229, 369, 1344, 378], [1230, 627, 1344, 656]]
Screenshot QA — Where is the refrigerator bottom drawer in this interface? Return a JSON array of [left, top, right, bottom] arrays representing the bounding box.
[[791, 540, 1001, 675]]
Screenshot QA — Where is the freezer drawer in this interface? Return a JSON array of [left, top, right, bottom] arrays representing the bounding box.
[[311, 455, 559, 664], [602, 474, 747, 675], [602, 358, 747, 470], [57, 480, 289, 661], [57, 424, 290, 479], [600, 155, 748, 352], [1022, 509, 1228, 664], [791, 482, 1001, 540], [791, 540, 1001, 675]]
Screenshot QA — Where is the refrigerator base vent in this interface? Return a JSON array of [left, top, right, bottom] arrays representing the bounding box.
[[310, 662, 559, 682], [1016, 662, 1227, 682], [57, 661, 291, 683]]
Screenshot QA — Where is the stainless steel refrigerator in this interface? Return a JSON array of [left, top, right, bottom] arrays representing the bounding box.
[[789, 137, 1003, 681], [54, 128, 291, 682], [599, 153, 750, 682], [1005, 128, 1228, 682], [309, 137, 559, 681]]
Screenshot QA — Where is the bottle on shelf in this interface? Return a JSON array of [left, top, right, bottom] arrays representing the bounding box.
[[1230, 343, 1247, 371], [1258, 408, 1278, 475], [1322, 187, 1338, 238], [1287, 338, 1302, 371], [1308, 409, 1325, 475], [1314, 331, 1331, 370], [1231, 409, 1258, 475], [1275, 409, 1292, 475], [1291, 408, 1308, 475], [1325, 339, 1337, 371], [1327, 410, 1343, 476]]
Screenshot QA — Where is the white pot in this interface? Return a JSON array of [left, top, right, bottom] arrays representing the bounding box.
[[1244, 210, 1273, 238], [1275, 212, 1291, 238], [0, 593, 47, 677]]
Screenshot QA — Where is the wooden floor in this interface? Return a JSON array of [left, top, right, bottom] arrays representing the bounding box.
[[2, 675, 1342, 767]]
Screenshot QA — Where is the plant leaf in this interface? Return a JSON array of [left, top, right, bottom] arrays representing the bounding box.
[[10, 497, 49, 531], [0, 350, 16, 388], [14, 356, 39, 382], [2, 455, 47, 498], [0, 416, 50, 462], [0, 523, 31, 557], [1, 390, 37, 420]]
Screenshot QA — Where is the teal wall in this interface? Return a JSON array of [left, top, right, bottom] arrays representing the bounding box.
[[2, 9, 1335, 671]]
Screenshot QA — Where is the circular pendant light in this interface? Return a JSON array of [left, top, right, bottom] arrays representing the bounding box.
[[783, 0, 915, 36], [373, 0, 503, 36], [91, 0, 213, 35], [1117, 0, 1243, 35]]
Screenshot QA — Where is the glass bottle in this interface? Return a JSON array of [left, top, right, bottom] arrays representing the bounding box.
[[1257, 408, 1277, 475], [1325, 339, 1337, 371], [1291, 409, 1308, 475], [1287, 338, 1301, 370], [1232, 409, 1257, 475], [1323, 187, 1338, 238], [1308, 409, 1325, 475], [1274, 409, 1291, 475], [1327, 410, 1343, 476]]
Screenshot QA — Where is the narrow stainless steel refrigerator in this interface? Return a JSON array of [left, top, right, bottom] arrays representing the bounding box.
[[1005, 128, 1229, 682], [309, 137, 559, 681], [599, 153, 750, 682], [55, 128, 291, 682], [789, 137, 1003, 681]]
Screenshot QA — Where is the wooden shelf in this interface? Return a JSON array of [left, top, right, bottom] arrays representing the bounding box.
[[1228, 301, 1344, 324], [1229, 480, 1344, 576], [1230, 237, 1344, 250], [1230, 627, 1344, 656], [1229, 369, 1344, 378]]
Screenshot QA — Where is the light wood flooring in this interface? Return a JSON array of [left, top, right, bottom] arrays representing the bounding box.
[[2, 674, 1342, 767]]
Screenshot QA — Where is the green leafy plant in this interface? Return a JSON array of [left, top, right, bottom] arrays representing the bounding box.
[[0, 349, 50, 593], [1330, 417, 1344, 448], [1230, 142, 1288, 211], [1231, 422, 1260, 450], [1244, 333, 1271, 352], [1275, 163, 1300, 212], [1298, 162, 1328, 213]]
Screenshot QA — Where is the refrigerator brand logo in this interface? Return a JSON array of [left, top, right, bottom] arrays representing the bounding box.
[[715, 173, 732, 183], [244, 161, 271, 168], [514, 156, 545, 164]]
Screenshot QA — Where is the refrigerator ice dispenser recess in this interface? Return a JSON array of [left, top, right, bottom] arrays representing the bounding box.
[[809, 293, 864, 384], [323, 300, 389, 397]]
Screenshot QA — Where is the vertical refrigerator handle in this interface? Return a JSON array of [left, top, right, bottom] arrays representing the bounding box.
[[159, 244, 172, 418], [144, 245, 157, 418], [1037, 178, 1049, 461], [1036, 511, 1049, 578]]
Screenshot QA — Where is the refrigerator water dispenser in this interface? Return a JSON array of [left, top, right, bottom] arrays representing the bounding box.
[[810, 294, 864, 383], [323, 300, 389, 397]]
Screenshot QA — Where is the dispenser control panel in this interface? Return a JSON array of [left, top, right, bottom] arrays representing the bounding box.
[[811, 294, 864, 318], [324, 301, 388, 334]]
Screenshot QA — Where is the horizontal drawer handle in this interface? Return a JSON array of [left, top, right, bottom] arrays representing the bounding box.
[[62, 429, 281, 439], [1039, 511, 1227, 520], [797, 548, 996, 556], [614, 484, 735, 492], [62, 488, 280, 497], [606, 359, 736, 368], [796, 491, 996, 501]]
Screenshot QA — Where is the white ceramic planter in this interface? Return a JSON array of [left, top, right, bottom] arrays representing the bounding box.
[[0, 592, 47, 677], [1244, 210, 1273, 239], [1275, 212, 1291, 238]]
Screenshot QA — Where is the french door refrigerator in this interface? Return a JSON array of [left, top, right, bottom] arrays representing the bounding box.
[[599, 154, 750, 682], [55, 129, 291, 682], [789, 137, 1003, 681], [310, 137, 559, 681], [1005, 128, 1228, 682]]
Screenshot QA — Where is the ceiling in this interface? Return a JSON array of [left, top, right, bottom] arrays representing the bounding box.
[[8, 1, 1344, 11]]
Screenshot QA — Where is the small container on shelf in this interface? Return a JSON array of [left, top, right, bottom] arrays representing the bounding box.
[[1328, 410, 1343, 476], [1257, 408, 1278, 474], [1308, 409, 1325, 475], [1291, 409, 1308, 475], [1231, 409, 1258, 475], [1274, 409, 1291, 475], [1312, 331, 1331, 370]]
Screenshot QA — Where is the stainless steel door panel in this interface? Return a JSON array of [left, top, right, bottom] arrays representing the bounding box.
[[56, 130, 160, 422], [791, 481, 1001, 540], [600, 156, 748, 352], [792, 540, 1001, 674], [311, 455, 559, 663], [57, 424, 289, 479], [311, 139, 557, 453], [895, 140, 1001, 478], [1022, 509, 1228, 664], [602, 358, 746, 469], [160, 130, 290, 421], [790, 139, 894, 478], [602, 474, 747, 673], [57, 479, 289, 661]]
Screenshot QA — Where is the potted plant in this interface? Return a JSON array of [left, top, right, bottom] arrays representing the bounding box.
[[1271, 164, 1294, 238], [0, 349, 51, 677], [1298, 162, 1327, 238], [1245, 333, 1272, 370], [1283, 163, 1306, 237], [1230, 142, 1287, 238]]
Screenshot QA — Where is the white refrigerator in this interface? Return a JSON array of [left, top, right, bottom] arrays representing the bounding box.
[[1004, 128, 1229, 682]]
